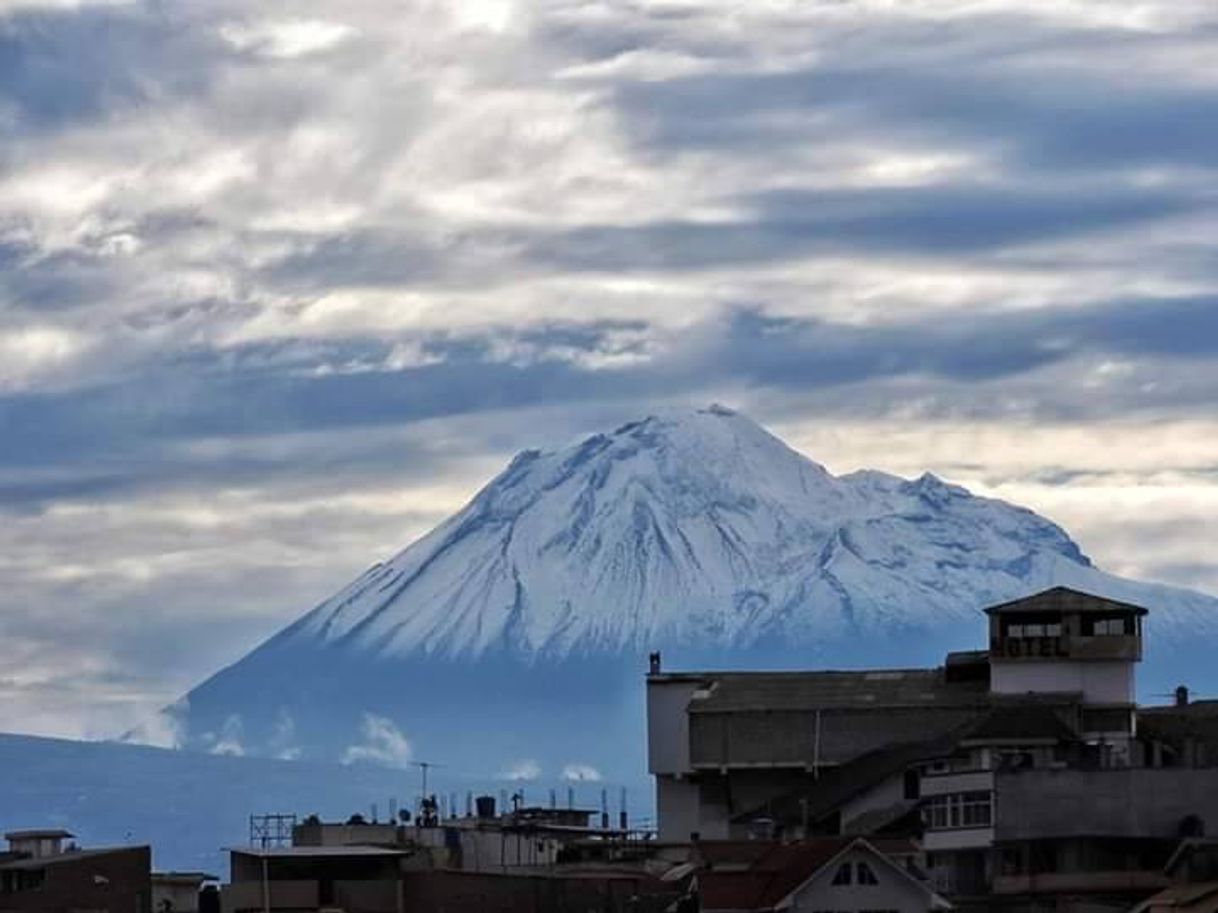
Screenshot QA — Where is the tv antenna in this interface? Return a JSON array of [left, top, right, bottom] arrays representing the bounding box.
[[407, 760, 444, 807]]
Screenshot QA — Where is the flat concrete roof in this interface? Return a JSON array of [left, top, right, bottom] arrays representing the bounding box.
[[153, 870, 220, 883], [227, 845, 408, 858], [5, 829, 74, 840], [0, 847, 145, 871]]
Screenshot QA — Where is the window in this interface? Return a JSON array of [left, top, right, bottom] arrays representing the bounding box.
[[960, 791, 993, 827], [924, 791, 993, 830], [0, 869, 45, 894], [925, 796, 949, 829], [831, 863, 852, 885], [856, 861, 879, 885], [1085, 616, 1129, 636]]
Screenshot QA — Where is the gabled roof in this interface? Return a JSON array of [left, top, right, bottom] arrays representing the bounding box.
[[697, 838, 950, 912], [983, 586, 1148, 617], [696, 839, 856, 911]]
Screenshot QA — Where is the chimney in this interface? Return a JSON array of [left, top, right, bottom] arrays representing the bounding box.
[[649, 652, 662, 675], [1176, 685, 1190, 707]]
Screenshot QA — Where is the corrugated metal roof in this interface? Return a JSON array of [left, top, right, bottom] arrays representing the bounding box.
[[983, 586, 1149, 616], [226, 845, 407, 858], [688, 669, 989, 714]]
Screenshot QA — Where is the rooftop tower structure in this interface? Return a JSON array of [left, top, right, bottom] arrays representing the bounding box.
[[985, 586, 1147, 761]]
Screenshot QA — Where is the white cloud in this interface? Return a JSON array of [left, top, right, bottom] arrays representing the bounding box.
[[0, 0, 130, 14], [268, 709, 300, 761], [342, 714, 412, 768], [498, 759, 542, 781], [219, 19, 357, 59], [209, 715, 246, 757], [0, 327, 88, 391], [121, 699, 187, 749], [561, 764, 603, 782]]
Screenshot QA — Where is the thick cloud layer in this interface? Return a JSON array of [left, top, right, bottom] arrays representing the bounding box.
[[1, 0, 1217, 738]]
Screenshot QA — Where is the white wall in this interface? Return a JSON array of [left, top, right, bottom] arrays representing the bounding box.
[[990, 661, 1133, 704], [920, 771, 994, 798], [152, 882, 201, 912], [647, 680, 700, 775], [656, 776, 702, 843], [922, 827, 994, 852], [413, 826, 562, 871]]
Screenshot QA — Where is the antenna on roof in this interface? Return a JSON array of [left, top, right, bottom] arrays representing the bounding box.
[[406, 760, 444, 813]]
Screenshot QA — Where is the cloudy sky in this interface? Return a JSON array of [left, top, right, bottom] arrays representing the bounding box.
[[2, 0, 1217, 740]]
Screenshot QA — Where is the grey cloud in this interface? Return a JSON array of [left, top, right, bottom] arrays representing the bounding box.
[[600, 15, 1218, 173], [0, 6, 215, 135], [526, 183, 1195, 271], [3, 299, 1217, 509]]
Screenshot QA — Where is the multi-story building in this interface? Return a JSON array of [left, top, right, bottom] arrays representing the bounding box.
[[646, 586, 1218, 913]]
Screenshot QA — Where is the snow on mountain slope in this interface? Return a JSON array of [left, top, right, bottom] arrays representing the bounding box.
[[157, 405, 1218, 768], [287, 405, 1211, 661]]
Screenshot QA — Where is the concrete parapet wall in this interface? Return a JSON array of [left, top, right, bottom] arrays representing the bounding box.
[[995, 768, 1218, 840]]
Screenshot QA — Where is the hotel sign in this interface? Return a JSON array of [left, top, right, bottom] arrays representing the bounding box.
[[991, 636, 1070, 659]]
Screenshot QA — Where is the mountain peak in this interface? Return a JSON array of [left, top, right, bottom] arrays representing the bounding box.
[[288, 407, 1113, 660]]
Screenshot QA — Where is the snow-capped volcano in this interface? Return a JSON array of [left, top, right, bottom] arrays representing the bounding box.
[[161, 406, 1218, 769], [293, 404, 1202, 658]]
